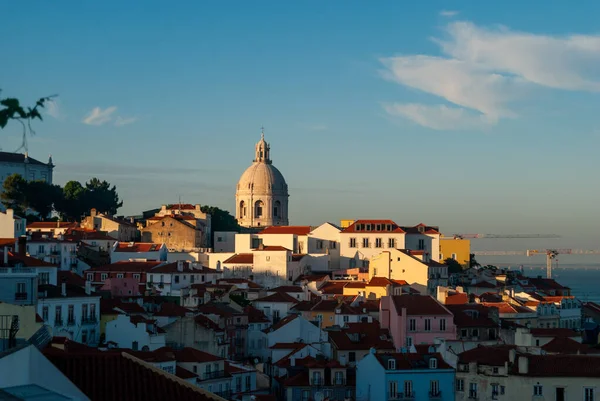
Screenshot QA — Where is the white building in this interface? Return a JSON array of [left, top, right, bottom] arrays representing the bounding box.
[[26, 237, 78, 271], [0, 209, 26, 238], [254, 291, 299, 323], [0, 152, 54, 193], [105, 313, 166, 351], [235, 131, 289, 228], [171, 347, 233, 398], [111, 242, 168, 262], [264, 314, 331, 360], [37, 282, 101, 345], [146, 260, 222, 296]]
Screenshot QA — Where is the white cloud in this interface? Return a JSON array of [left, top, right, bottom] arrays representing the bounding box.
[[439, 10, 458, 17], [380, 21, 600, 130], [383, 103, 494, 130], [45, 99, 63, 120], [82, 106, 117, 126], [114, 116, 138, 126]]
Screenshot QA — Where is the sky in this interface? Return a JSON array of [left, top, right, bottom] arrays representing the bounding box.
[[2, 1, 600, 255]]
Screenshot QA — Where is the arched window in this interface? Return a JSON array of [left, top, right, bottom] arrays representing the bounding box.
[[274, 200, 281, 218], [239, 201, 246, 217], [255, 200, 264, 218]]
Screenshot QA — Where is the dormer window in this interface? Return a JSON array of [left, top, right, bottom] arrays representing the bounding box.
[[429, 358, 437, 369], [388, 359, 396, 370]]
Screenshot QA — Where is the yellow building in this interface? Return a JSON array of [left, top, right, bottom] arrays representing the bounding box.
[[0, 302, 43, 341], [439, 238, 471, 266], [340, 220, 355, 229]]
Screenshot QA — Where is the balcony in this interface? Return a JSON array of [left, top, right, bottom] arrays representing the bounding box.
[[389, 393, 415, 401], [201, 370, 226, 380], [311, 378, 323, 386], [14, 292, 28, 301], [429, 391, 442, 399], [332, 378, 346, 386], [468, 393, 479, 400], [54, 318, 63, 326], [83, 316, 98, 324]]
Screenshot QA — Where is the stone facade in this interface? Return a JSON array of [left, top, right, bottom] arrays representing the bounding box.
[[142, 215, 204, 251]]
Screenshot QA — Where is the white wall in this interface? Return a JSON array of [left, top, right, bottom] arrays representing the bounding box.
[[37, 295, 101, 345], [308, 223, 341, 269], [0, 209, 25, 238], [213, 232, 237, 253], [105, 314, 166, 351], [266, 315, 331, 358], [340, 232, 406, 269]]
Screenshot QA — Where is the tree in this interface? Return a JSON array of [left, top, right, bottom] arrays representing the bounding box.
[[469, 253, 481, 269], [444, 257, 464, 274], [56, 181, 89, 221], [200, 205, 240, 247], [1, 173, 28, 215], [85, 178, 123, 215], [23, 181, 63, 219], [0, 90, 55, 151]]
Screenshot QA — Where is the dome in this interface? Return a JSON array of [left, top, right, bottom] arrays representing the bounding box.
[[237, 162, 288, 195]]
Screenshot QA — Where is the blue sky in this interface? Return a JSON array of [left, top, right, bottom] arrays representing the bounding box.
[[2, 1, 600, 254]]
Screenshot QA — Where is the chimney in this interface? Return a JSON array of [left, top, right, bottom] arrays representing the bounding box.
[[90, 208, 97, 217], [61, 282, 67, 297], [290, 356, 295, 366], [85, 280, 92, 295], [509, 349, 516, 364], [177, 260, 184, 272], [517, 356, 529, 374], [17, 236, 26, 257], [3, 246, 7, 266]]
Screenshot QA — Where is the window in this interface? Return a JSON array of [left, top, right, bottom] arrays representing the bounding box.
[[132, 341, 138, 351], [500, 386, 505, 395], [42, 306, 49, 321], [302, 390, 310, 401], [174, 275, 180, 284], [343, 315, 349, 323], [409, 318, 416, 331], [82, 304, 88, 321], [456, 379, 464, 392], [90, 304, 96, 319], [81, 330, 87, 343], [469, 383, 477, 399], [235, 377, 241, 391], [388, 359, 396, 370], [430, 380, 440, 396], [101, 273, 108, 281], [404, 381, 413, 397], [388, 238, 395, 248], [472, 328, 479, 338], [389, 381, 398, 398], [312, 371, 322, 385], [90, 329, 96, 343], [266, 256, 270, 262], [424, 319, 431, 331], [273, 310, 280, 320], [375, 238, 383, 248], [254, 200, 263, 218], [406, 336, 413, 347], [15, 282, 26, 300], [461, 329, 468, 338], [533, 384, 542, 396], [317, 240, 323, 249], [349, 352, 356, 362], [117, 273, 124, 279], [334, 371, 344, 385], [429, 358, 437, 369], [349, 238, 357, 248], [492, 367, 499, 374], [418, 239, 425, 250], [584, 388, 594, 401], [133, 273, 140, 280], [451, 253, 457, 260], [39, 272, 50, 285], [67, 305, 75, 324], [245, 375, 251, 390], [492, 383, 499, 398], [87, 273, 94, 281], [439, 319, 446, 331], [190, 275, 195, 284], [55, 306, 62, 324], [329, 241, 337, 249], [362, 238, 370, 248]]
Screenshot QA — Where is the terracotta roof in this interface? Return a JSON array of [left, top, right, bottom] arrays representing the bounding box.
[[389, 295, 452, 316], [368, 277, 408, 287], [123, 349, 176, 363], [445, 293, 469, 305], [0, 251, 57, 267], [515, 354, 600, 377], [244, 305, 270, 323], [357, 299, 380, 312], [194, 315, 223, 332], [344, 282, 366, 289], [284, 368, 355, 387], [319, 281, 347, 295], [38, 284, 98, 299], [88, 260, 163, 272], [398, 223, 440, 235], [482, 302, 534, 315], [176, 366, 198, 379], [293, 274, 330, 284], [264, 314, 298, 333], [542, 337, 599, 355], [0, 238, 16, 247], [223, 253, 254, 264], [259, 226, 312, 235], [154, 302, 192, 317], [252, 245, 291, 252], [27, 221, 77, 229], [101, 299, 145, 315], [45, 350, 216, 401], [459, 345, 517, 366], [269, 285, 303, 293], [328, 321, 394, 351], [375, 352, 451, 370], [169, 347, 224, 363], [58, 271, 87, 287], [446, 304, 497, 328], [529, 328, 580, 338], [341, 219, 405, 234], [113, 242, 163, 252], [528, 277, 570, 291], [147, 214, 197, 222], [254, 292, 299, 304]]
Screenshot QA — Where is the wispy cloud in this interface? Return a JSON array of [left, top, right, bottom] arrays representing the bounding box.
[[45, 99, 64, 120], [114, 116, 138, 126], [439, 10, 458, 17], [82, 106, 117, 126], [380, 21, 600, 130]]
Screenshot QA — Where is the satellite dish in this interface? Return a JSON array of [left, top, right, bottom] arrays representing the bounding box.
[[314, 392, 324, 401]]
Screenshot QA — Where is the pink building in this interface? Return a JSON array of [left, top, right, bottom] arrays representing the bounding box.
[[380, 294, 456, 349], [100, 277, 142, 297]]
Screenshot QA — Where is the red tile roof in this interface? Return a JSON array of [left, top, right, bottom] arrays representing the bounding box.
[[176, 366, 198, 379], [482, 302, 534, 315], [529, 328, 580, 338], [542, 337, 599, 355], [113, 242, 163, 252], [399, 223, 440, 235], [515, 354, 600, 377], [389, 295, 452, 316], [259, 226, 312, 235], [264, 314, 298, 333], [0, 251, 57, 267], [223, 253, 254, 264], [58, 271, 86, 287], [164, 347, 223, 363], [100, 298, 146, 315], [254, 292, 299, 304], [528, 277, 570, 291], [293, 274, 330, 284], [368, 277, 408, 287], [445, 293, 469, 305], [150, 261, 217, 274], [446, 304, 498, 328], [319, 281, 347, 295], [194, 315, 223, 332], [44, 350, 218, 401], [88, 260, 163, 272], [38, 284, 98, 299], [269, 285, 304, 293], [244, 305, 270, 323], [459, 345, 516, 366], [341, 220, 405, 233], [147, 214, 197, 222], [154, 302, 192, 317], [584, 302, 600, 314], [328, 321, 394, 351], [0, 238, 16, 247]]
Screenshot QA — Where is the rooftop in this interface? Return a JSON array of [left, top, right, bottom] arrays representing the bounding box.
[[341, 220, 405, 234], [254, 292, 299, 304], [458, 345, 517, 366], [87, 260, 163, 273], [375, 351, 451, 370], [258, 226, 312, 235], [223, 253, 253, 264], [389, 295, 452, 316], [113, 242, 163, 253], [38, 284, 97, 299]]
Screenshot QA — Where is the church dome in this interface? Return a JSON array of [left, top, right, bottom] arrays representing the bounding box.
[[235, 130, 289, 228], [237, 162, 288, 195]]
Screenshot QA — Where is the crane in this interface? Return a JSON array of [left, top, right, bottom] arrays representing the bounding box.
[[472, 249, 600, 279], [446, 233, 560, 239]]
